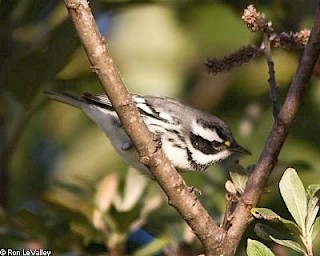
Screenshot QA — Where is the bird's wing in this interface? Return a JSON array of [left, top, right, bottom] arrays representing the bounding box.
[[82, 94, 181, 125], [133, 95, 181, 125], [81, 93, 113, 110]]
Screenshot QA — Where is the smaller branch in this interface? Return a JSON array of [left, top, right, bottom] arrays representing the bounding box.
[[222, 2, 320, 255], [242, 4, 280, 118], [207, 5, 310, 76], [271, 29, 311, 50], [221, 191, 236, 230], [205, 45, 262, 74], [262, 33, 280, 119], [242, 5, 310, 49]]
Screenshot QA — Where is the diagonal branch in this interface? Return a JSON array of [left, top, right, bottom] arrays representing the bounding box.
[[221, 2, 320, 254], [62, 0, 226, 255]]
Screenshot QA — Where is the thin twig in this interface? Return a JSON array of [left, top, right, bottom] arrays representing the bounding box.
[[205, 45, 262, 74], [63, 0, 225, 255], [220, 2, 320, 255], [221, 193, 236, 230], [263, 33, 280, 119], [206, 5, 310, 76]]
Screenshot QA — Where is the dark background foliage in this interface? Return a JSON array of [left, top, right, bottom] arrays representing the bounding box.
[[1, 0, 319, 255]]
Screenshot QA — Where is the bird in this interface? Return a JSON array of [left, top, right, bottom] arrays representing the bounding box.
[[45, 90, 250, 176]]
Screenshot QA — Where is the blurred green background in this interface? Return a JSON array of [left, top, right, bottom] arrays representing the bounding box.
[[1, 0, 320, 255]]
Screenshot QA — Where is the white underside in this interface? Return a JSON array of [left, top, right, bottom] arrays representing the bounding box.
[[82, 105, 150, 175]]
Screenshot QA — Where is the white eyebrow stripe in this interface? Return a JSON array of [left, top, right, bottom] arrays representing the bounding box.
[[191, 120, 224, 142]]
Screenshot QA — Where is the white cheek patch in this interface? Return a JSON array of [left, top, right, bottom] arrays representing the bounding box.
[[189, 146, 231, 165], [191, 121, 224, 142]]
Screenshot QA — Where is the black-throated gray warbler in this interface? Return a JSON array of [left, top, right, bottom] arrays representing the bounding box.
[[45, 91, 250, 175]]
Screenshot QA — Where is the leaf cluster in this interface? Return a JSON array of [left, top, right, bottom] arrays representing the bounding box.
[[248, 168, 320, 256]]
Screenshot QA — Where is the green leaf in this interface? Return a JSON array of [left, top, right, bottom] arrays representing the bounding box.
[[113, 170, 147, 211], [251, 208, 301, 235], [247, 239, 275, 256], [254, 223, 289, 241], [253, 223, 306, 254], [229, 163, 248, 194], [306, 196, 319, 236], [94, 173, 119, 212], [311, 217, 320, 240], [93, 173, 119, 230], [251, 208, 281, 222], [279, 168, 307, 234], [306, 184, 320, 201], [53, 180, 91, 199], [254, 224, 271, 241], [269, 237, 306, 254], [306, 184, 320, 235]]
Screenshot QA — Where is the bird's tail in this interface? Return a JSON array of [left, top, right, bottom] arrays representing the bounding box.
[[44, 90, 84, 109]]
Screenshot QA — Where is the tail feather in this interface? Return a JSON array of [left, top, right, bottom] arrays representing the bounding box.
[[44, 90, 83, 109]]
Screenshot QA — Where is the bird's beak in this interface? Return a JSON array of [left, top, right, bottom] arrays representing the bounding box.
[[230, 142, 251, 155]]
